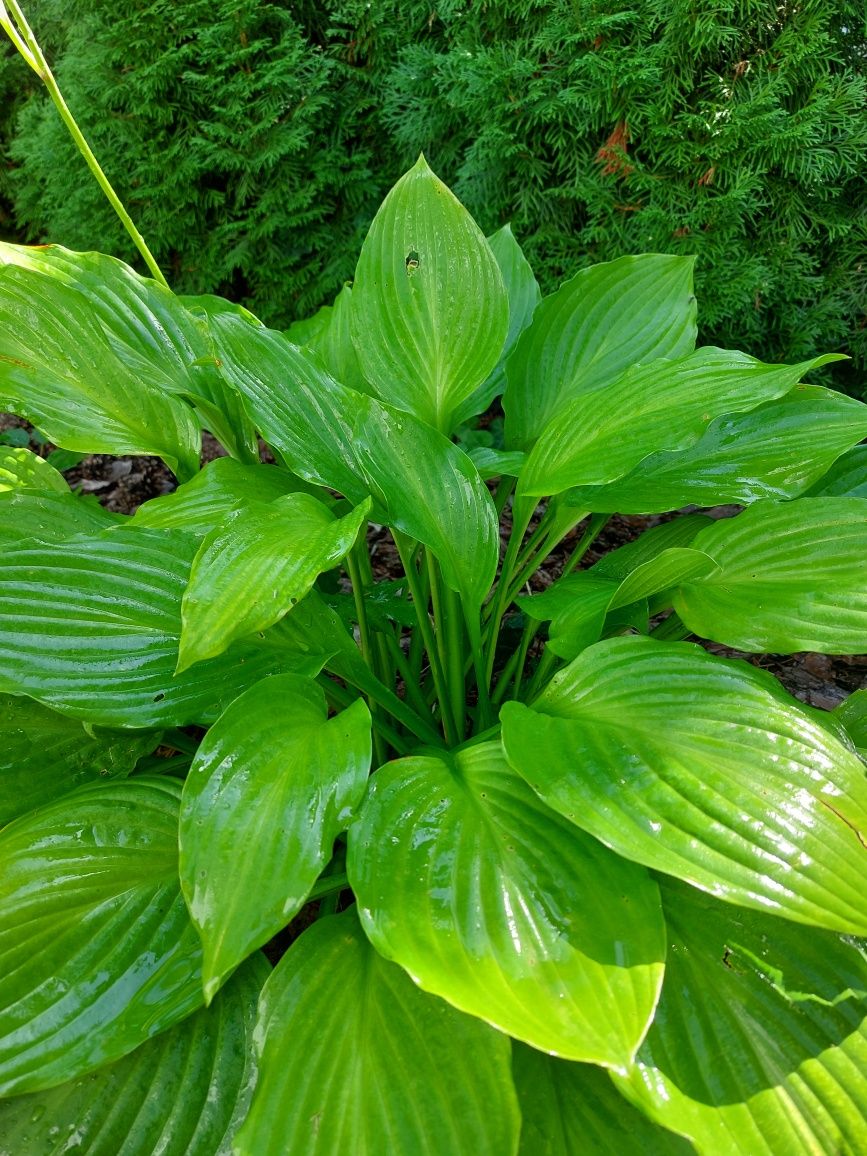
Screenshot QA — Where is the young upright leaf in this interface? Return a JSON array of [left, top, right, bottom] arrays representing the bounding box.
[[206, 310, 499, 610], [618, 880, 867, 1155], [234, 909, 520, 1156], [177, 494, 370, 671], [305, 283, 371, 394], [0, 446, 67, 494], [675, 498, 867, 653], [0, 694, 156, 825], [0, 954, 268, 1156], [519, 350, 842, 498], [348, 741, 665, 1066], [180, 675, 371, 1001], [0, 260, 201, 480], [503, 254, 697, 449], [0, 778, 204, 1095], [502, 635, 867, 934], [350, 155, 509, 434]]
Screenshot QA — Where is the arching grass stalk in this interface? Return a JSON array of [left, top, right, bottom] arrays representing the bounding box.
[[0, 0, 169, 288]]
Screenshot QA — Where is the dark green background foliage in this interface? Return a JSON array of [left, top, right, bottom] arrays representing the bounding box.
[[2, 1, 865, 386]]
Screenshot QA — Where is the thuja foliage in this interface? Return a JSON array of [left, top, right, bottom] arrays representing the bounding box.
[[3, 0, 865, 386], [2, 151, 867, 1152]]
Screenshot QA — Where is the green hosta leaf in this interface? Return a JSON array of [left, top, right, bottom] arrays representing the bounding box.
[[519, 350, 842, 498], [1, 245, 258, 463], [564, 387, 867, 513], [836, 690, 867, 754], [133, 456, 319, 536], [234, 908, 520, 1156], [467, 445, 527, 480], [0, 694, 155, 826], [502, 635, 867, 933], [0, 490, 121, 545], [591, 515, 715, 580], [504, 254, 697, 449], [617, 879, 867, 1155], [44, 447, 85, 472], [675, 498, 867, 653], [453, 223, 542, 426], [0, 447, 67, 494], [180, 675, 371, 1001], [806, 444, 867, 498], [348, 740, 665, 1066], [519, 574, 620, 660], [513, 1044, 694, 1155], [0, 527, 317, 728], [0, 778, 204, 1095], [206, 310, 499, 609], [0, 953, 267, 1156], [177, 494, 370, 671], [0, 257, 201, 480], [350, 155, 509, 434], [305, 283, 371, 394]]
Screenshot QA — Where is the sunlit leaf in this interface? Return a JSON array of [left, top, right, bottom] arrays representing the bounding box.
[[0, 446, 67, 494]]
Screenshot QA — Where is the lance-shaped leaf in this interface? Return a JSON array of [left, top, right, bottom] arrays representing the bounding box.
[[178, 494, 370, 671], [206, 309, 499, 609], [180, 675, 371, 1001], [0, 953, 267, 1156], [617, 880, 867, 1155], [0, 260, 200, 480], [519, 350, 843, 498], [0, 694, 156, 826], [1, 244, 258, 463], [513, 1044, 694, 1155], [0, 778, 204, 1095], [0, 489, 121, 546], [504, 254, 697, 449], [350, 155, 509, 434], [348, 741, 665, 1066], [502, 635, 867, 934], [303, 283, 371, 395], [806, 443, 867, 498], [564, 387, 867, 513], [0, 526, 320, 728], [674, 498, 867, 653], [235, 908, 520, 1156], [0, 446, 67, 494]]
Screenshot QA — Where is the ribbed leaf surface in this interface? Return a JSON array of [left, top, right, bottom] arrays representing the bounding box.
[[0, 527, 311, 727], [502, 636, 867, 933], [0, 778, 203, 1095], [234, 909, 520, 1156], [348, 741, 665, 1066], [806, 444, 867, 498], [0, 694, 155, 825], [305, 284, 370, 394], [178, 494, 370, 671], [675, 499, 867, 653], [504, 254, 697, 449], [350, 155, 508, 434], [519, 350, 841, 498], [618, 880, 867, 1155], [0, 490, 120, 545], [0, 954, 268, 1156], [0, 447, 67, 494], [180, 675, 371, 1001]]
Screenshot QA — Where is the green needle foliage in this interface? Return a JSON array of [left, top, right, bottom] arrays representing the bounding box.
[[2, 149, 867, 1152]]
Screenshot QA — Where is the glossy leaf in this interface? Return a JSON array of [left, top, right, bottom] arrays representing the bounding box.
[[0, 694, 155, 826], [206, 309, 499, 609], [348, 740, 665, 1066], [0, 954, 268, 1156], [0, 778, 204, 1095], [836, 690, 867, 755], [306, 283, 371, 394], [519, 350, 842, 498], [0, 526, 319, 728], [513, 1044, 694, 1155], [503, 254, 697, 449], [806, 443, 867, 498], [564, 386, 867, 513], [180, 675, 371, 1001], [0, 446, 67, 494], [502, 635, 867, 933], [234, 908, 520, 1156], [618, 879, 867, 1155], [350, 155, 509, 434], [177, 494, 370, 671], [675, 498, 867, 653], [0, 489, 121, 546], [0, 256, 201, 480], [1, 245, 258, 462], [467, 445, 527, 480]]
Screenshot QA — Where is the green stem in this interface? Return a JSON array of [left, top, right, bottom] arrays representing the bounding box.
[[483, 495, 535, 692], [308, 872, 349, 903], [649, 612, 691, 641], [163, 727, 201, 757], [524, 646, 560, 703], [2, 1, 169, 287], [428, 552, 464, 742], [383, 628, 434, 722], [493, 475, 516, 518]]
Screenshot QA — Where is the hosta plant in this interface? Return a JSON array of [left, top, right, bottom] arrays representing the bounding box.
[[1, 153, 867, 1154]]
